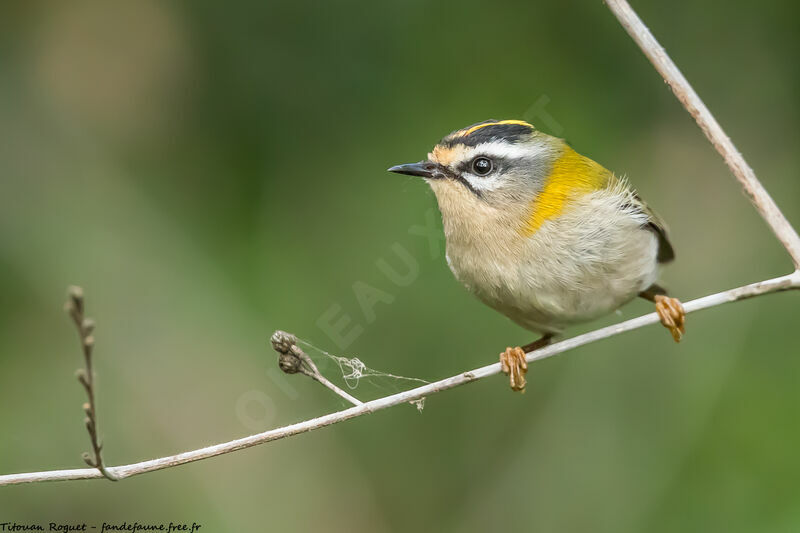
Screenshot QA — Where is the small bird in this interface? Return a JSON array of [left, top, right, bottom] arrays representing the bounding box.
[[389, 119, 685, 392]]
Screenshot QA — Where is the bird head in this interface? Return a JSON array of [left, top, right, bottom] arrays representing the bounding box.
[[388, 119, 611, 237]]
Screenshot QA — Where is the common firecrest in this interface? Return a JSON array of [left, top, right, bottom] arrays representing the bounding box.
[[389, 119, 685, 392]]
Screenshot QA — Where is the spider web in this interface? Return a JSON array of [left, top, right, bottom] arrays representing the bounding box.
[[296, 338, 429, 410]]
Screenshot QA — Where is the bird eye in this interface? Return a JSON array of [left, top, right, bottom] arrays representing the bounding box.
[[472, 157, 493, 176]]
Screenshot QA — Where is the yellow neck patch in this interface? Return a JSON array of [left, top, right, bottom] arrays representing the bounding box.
[[523, 145, 611, 236]]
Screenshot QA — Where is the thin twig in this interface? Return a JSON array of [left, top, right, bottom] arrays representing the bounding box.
[[605, 0, 800, 268], [271, 330, 363, 406], [2, 272, 797, 486], [0, 1, 798, 488], [64, 286, 118, 482]]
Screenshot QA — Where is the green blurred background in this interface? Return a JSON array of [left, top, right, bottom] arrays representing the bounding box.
[[1, 0, 799, 531]]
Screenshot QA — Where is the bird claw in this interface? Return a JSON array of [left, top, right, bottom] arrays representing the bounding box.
[[500, 346, 528, 392], [654, 295, 686, 343]]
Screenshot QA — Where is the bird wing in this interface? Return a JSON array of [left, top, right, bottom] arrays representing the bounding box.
[[631, 192, 675, 264], [605, 171, 675, 264]]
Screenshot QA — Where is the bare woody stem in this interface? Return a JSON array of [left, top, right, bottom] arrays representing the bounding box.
[[0, 1, 797, 488], [605, 0, 800, 268], [2, 272, 797, 486], [64, 286, 118, 482]]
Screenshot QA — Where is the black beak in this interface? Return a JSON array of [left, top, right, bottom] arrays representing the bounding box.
[[387, 161, 440, 179]]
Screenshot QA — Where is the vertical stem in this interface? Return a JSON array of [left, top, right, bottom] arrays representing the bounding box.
[[67, 287, 118, 481]]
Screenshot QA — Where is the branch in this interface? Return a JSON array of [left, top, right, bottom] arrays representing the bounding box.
[[271, 330, 363, 406], [1, 0, 798, 487], [605, 0, 800, 268], [64, 286, 119, 482], [1, 272, 797, 486]]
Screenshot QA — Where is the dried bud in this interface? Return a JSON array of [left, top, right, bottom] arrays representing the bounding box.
[[270, 330, 297, 354], [81, 318, 96, 336], [67, 286, 84, 314], [278, 351, 302, 374], [271, 330, 308, 374]]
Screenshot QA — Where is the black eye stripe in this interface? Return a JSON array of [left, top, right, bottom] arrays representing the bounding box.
[[433, 164, 483, 198]]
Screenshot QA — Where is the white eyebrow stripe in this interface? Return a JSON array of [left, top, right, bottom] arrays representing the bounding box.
[[469, 141, 548, 161]]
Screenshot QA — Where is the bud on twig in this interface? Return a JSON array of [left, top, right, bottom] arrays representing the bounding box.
[[81, 319, 96, 336], [271, 330, 303, 374], [65, 286, 119, 481]]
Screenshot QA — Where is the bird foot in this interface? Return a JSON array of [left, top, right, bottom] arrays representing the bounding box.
[[654, 294, 686, 342], [500, 346, 528, 392]]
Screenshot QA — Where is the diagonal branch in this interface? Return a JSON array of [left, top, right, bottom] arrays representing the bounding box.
[[1, 272, 797, 486], [605, 0, 800, 268], [0, 0, 797, 488]]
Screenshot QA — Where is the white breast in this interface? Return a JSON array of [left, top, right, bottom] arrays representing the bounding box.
[[444, 189, 660, 335]]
